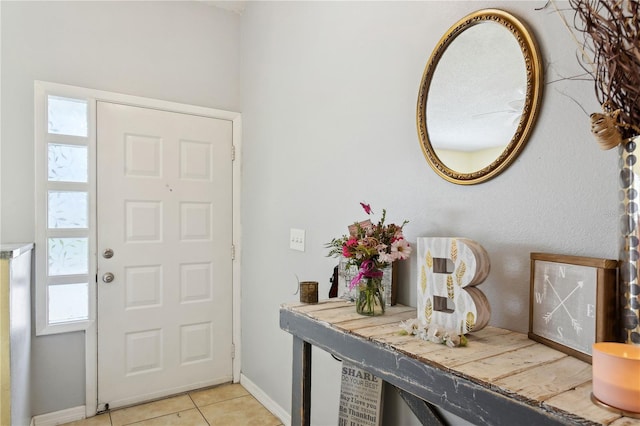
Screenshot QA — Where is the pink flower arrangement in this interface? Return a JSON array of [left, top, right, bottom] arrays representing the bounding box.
[[326, 203, 411, 289]]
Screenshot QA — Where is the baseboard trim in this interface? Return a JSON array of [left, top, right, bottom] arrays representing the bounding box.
[[31, 379, 288, 426], [240, 373, 291, 426], [32, 405, 86, 426]]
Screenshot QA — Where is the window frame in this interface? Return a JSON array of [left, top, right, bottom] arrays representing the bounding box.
[[35, 82, 97, 335]]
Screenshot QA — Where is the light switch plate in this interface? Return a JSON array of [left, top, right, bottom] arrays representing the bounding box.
[[290, 228, 305, 252]]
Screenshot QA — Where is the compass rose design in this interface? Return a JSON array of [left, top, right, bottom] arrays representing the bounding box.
[[542, 271, 584, 335], [529, 253, 618, 362]]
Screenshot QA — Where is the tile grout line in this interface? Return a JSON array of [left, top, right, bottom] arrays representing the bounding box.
[[191, 391, 253, 409], [188, 391, 257, 424], [199, 393, 284, 426], [118, 407, 200, 426], [113, 394, 199, 426], [75, 385, 263, 426], [187, 392, 211, 426]]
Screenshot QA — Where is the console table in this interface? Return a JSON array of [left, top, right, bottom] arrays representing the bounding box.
[[280, 299, 638, 426]]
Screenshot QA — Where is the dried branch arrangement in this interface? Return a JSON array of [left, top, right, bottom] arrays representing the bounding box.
[[567, 0, 640, 149]]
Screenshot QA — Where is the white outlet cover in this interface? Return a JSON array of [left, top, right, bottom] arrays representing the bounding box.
[[290, 228, 305, 252]]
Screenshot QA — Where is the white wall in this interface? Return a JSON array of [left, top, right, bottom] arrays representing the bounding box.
[[239, 1, 618, 425], [1, 1, 240, 415], [1, 0, 621, 423]]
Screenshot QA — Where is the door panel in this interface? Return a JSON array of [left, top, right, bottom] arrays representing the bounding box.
[[97, 102, 233, 408]]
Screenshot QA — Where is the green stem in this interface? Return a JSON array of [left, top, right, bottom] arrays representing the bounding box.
[[357, 277, 385, 316]]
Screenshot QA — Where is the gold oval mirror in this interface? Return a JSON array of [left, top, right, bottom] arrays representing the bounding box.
[[417, 9, 543, 185]]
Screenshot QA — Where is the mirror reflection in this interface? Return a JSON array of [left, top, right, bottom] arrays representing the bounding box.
[[417, 9, 543, 184]]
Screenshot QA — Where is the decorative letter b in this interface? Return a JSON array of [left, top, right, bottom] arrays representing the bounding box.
[[417, 237, 491, 334]]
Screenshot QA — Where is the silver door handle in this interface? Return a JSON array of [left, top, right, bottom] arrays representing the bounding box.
[[102, 272, 115, 283]]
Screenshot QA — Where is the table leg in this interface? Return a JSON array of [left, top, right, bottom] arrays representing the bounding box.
[[396, 386, 446, 426], [291, 336, 311, 426]]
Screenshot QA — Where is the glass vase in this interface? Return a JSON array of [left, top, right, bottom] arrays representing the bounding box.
[[339, 260, 394, 305], [619, 135, 640, 344], [338, 257, 358, 301], [356, 276, 385, 316]]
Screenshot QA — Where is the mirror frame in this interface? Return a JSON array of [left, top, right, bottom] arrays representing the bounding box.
[[416, 9, 543, 185]]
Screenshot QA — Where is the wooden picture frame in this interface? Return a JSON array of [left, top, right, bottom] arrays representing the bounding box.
[[529, 253, 618, 363]]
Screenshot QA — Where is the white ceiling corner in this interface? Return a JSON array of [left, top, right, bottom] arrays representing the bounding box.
[[200, 0, 246, 15]]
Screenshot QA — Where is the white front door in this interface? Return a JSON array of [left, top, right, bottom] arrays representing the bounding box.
[[96, 102, 233, 409]]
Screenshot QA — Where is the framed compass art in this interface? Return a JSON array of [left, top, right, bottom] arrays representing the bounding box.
[[529, 253, 618, 363]]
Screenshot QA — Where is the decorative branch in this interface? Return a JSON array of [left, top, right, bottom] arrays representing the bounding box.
[[566, 0, 640, 140]]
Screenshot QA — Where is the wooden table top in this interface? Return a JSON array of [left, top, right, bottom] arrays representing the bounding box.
[[281, 299, 640, 426]]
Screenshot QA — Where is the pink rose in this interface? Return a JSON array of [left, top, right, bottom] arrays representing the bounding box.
[[342, 237, 358, 257]]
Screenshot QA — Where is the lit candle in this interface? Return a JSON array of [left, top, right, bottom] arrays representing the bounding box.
[[592, 342, 640, 413]]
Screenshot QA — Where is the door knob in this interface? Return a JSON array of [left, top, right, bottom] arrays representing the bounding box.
[[103, 248, 114, 259], [102, 272, 115, 283]]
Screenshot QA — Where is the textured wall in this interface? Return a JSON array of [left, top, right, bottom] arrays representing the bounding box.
[[0, 0, 621, 423], [239, 1, 618, 424]]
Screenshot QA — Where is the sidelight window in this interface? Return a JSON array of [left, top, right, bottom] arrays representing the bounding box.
[[35, 87, 95, 335]]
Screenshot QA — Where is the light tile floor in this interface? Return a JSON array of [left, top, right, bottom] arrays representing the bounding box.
[[61, 383, 283, 426]]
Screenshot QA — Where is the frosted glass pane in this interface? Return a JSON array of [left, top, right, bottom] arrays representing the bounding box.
[[48, 143, 88, 182], [48, 191, 88, 228], [48, 238, 88, 276], [48, 96, 88, 137], [48, 283, 88, 323]]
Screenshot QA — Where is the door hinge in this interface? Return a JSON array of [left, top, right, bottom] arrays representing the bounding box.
[[231, 244, 236, 260], [231, 343, 236, 359], [231, 144, 236, 161]]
